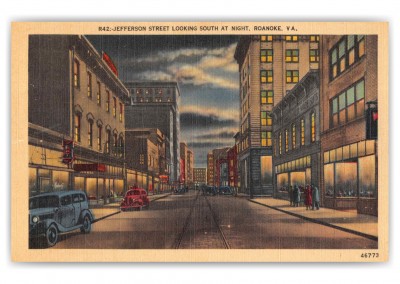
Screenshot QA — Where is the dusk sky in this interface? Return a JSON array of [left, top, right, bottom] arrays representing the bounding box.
[[86, 35, 240, 167]]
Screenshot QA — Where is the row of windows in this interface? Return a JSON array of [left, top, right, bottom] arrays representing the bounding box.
[[260, 49, 320, 63], [330, 35, 365, 80], [277, 113, 316, 156], [330, 79, 365, 128], [133, 88, 173, 96], [135, 97, 173, 103], [275, 155, 312, 174], [260, 35, 320, 42], [74, 113, 124, 156], [73, 59, 124, 123], [260, 70, 300, 84]]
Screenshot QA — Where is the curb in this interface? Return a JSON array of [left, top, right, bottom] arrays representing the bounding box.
[[92, 210, 121, 224], [92, 193, 172, 223], [248, 199, 378, 242]]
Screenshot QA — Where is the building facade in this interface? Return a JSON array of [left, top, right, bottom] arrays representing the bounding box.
[[28, 35, 130, 204], [319, 35, 378, 215], [212, 147, 230, 187], [234, 35, 320, 196], [272, 71, 320, 199], [125, 128, 168, 193], [193, 168, 207, 186], [124, 81, 181, 185], [207, 152, 214, 186]]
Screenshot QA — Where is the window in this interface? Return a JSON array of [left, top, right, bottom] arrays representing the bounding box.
[[300, 119, 305, 146], [261, 111, 272, 126], [310, 49, 320, 62], [292, 123, 296, 150], [330, 79, 365, 128], [74, 114, 81, 143], [311, 112, 316, 142], [285, 35, 298, 42], [261, 49, 273, 62], [97, 81, 101, 105], [140, 154, 145, 165], [261, 131, 272, 147], [88, 120, 93, 147], [97, 125, 102, 151], [261, 70, 273, 83], [261, 35, 273, 42], [285, 49, 299, 62], [286, 70, 299, 83], [119, 103, 123, 122], [73, 59, 80, 88], [113, 97, 117, 117], [113, 133, 118, 156], [261, 90, 273, 105], [87, 72, 92, 98], [106, 90, 110, 112], [279, 132, 282, 155], [118, 136, 124, 157], [310, 35, 320, 42], [285, 129, 289, 152], [106, 129, 111, 154], [330, 35, 366, 80]]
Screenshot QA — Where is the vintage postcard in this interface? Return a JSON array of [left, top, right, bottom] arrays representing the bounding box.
[[11, 22, 388, 262]]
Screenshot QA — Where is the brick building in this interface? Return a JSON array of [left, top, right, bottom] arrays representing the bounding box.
[[319, 35, 378, 215]]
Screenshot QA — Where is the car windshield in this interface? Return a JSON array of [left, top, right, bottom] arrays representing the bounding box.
[[29, 195, 60, 209], [128, 190, 141, 196]]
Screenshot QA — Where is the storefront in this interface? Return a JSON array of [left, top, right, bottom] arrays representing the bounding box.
[[274, 155, 316, 200], [322, 139, 377, 215]]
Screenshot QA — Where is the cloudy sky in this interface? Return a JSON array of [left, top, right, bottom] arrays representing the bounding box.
[[86, 35, 240, 167]]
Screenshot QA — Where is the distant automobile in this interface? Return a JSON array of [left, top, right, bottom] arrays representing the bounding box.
[[29, 191, 94, 247], [120, 188, 150, 211], [218, 186, 233, 195]]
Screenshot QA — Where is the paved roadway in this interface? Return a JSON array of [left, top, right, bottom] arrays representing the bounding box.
[[50, 190, 377, 249]]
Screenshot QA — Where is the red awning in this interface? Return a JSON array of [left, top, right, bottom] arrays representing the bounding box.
[[73, 163, 107, 172]]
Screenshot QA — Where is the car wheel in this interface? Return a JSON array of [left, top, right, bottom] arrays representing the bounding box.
[[80, 214, 92, 234], [45, 224, 58, 247]]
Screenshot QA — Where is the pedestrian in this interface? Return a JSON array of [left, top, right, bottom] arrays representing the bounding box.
[[293, 185, 301, 207], [312, 185, 320, 210], [304, 185, 312, 210], [288, 186, 294, 206]]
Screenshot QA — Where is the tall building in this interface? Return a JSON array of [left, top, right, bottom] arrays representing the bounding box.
[[207, 152, 214, 186], [179, 142, 194, 186], [28, 35, 130, 203], [124, 81, 181, 185], [194, 168, 207, 186], [212, 147, 230, 187], [319, 35, 378, 215], [234, 35, 320, 196]]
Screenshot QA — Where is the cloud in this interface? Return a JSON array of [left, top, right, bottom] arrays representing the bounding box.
[[121, 43, 239, 90], [187, 142, 228, 149], [180, 112, 237, 130], [195, 131, 237, 140]]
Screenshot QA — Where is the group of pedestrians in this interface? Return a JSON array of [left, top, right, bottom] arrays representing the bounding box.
[[288, 184, 320, 210]]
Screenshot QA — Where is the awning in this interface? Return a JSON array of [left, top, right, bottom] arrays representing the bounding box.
[[73, 163, 107, 172]]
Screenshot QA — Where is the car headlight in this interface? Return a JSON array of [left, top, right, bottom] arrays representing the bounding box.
[[32, 216, 39, 223]]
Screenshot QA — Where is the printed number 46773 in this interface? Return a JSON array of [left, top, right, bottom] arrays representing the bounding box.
[[361, 253, 379, 258]]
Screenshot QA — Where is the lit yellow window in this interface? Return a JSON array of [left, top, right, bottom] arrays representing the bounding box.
[[261, 49, 273, 63]]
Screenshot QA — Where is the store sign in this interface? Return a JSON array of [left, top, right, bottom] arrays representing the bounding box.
[[73, 163, 107, 172], [102, 52, 118, 76], [62, 139, 74, 164]]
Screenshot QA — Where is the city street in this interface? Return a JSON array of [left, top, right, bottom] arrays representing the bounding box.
[[50, 190, 377, 249]]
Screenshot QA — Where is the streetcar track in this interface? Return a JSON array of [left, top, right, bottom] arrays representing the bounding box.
[[203, 195, 231, 249], [174, 191, 231, 249], [173, 191, 200, 249]]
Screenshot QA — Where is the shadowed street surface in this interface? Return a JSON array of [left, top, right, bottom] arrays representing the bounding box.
[[51, 190, 377, 249]]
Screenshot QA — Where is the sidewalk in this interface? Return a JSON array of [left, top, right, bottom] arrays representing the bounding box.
[[91, 192, 172, 222], [248, 197, 378, 241]]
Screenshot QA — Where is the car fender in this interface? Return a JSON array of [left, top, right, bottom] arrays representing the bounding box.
[[79, 209, 94, 223]]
